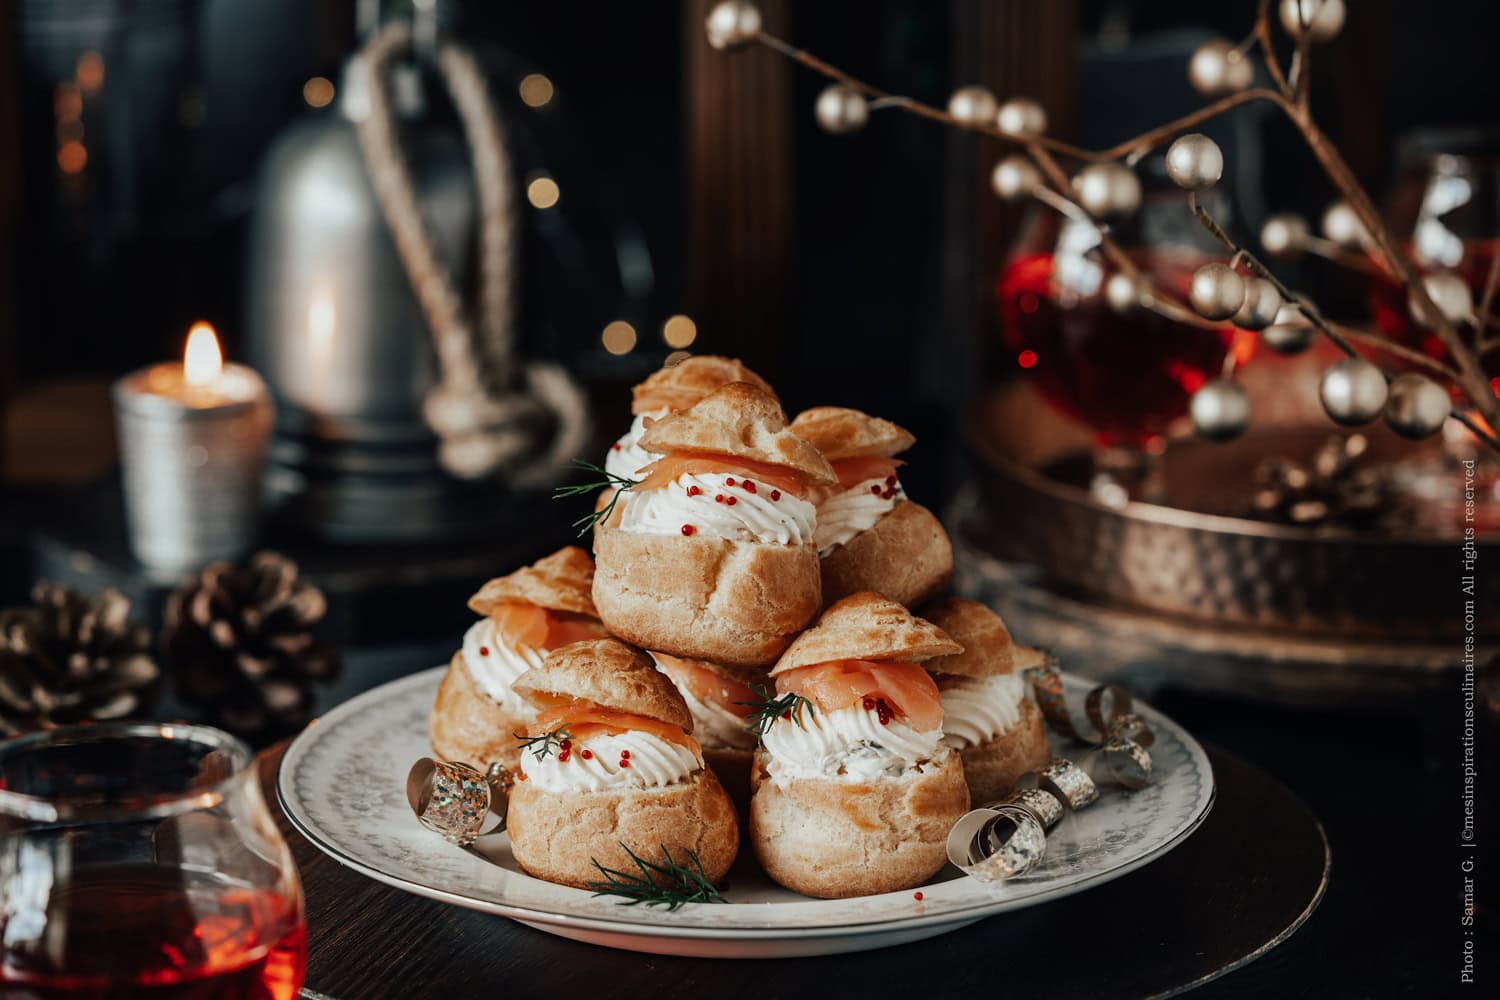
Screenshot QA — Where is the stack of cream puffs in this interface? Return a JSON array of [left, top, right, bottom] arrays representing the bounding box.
[[592, 382, 835, 667], [430, 546, 605, 770], [506, 638, 739, 889], [789, 407, 952, 608], [750, 592, 970, 898], [428, 357, 1071, 899], [920, 598, 1051, 803]]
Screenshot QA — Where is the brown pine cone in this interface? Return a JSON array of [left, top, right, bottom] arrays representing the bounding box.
[[163, 551, 339, 736], [0, 584, 159, 736]]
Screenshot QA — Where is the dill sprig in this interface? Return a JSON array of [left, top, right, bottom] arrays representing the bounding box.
[[514, 725, 572, 762], [736, 685, 815, 738], [588, 843, 725, 910], [552, 459, 640, 537]]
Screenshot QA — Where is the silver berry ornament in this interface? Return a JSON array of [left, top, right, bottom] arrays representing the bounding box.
[[1321, 200, 1367, 248], [1188, 40, 1253, 96], [996, 97, 1047, 137], [990, 155, 1040, 201], [1232, 277, 1283, 330], [1189, 263, 1247, 321], [704, 0, 762, 50], [1104, 272, 1145, 314], [814, 84, 869, 134], [1261, 305, 1315, 354], [1407, 271, 1473, 327], [1383, 373, 1451, 439], [1280, 0, 1346, 43], [1073, 163, 1142, 217], [947, 86, 998, 126], [1165, 133, 1224, 191], [1319, 357, 1389, 426], [1190, 379, 1251, 442], [1260, 214, 1309, 257]]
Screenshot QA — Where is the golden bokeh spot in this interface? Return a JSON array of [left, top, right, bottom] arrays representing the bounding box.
[[57, 142, 88, 175], [526, 175, 560, 209], [303, 77, 335, 108], [76, 52, 105, 94], [519, 73, 554, 108], [602, 321, 637, 355], [665, 351, 692, 367], [662, 314, 697, 349]]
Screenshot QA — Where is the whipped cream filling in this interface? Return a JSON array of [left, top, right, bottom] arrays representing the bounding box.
[[939, 673, 1032, 749], [814, 477, 904, 555], [619, 471, 816, 546], [604, 408, 669, 481], [760, 704, 945, 783], [460, 619, 545, 712], [522, 731, 702, 792]]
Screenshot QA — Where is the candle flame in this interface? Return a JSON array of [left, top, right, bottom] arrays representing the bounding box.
[[184, 322, 222, 386]]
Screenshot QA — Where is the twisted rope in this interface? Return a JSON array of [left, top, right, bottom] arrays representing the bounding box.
[[353, 23, 587, 484]]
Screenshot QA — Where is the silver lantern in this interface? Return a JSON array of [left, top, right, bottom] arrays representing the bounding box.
[[247, 50, 492, 542]]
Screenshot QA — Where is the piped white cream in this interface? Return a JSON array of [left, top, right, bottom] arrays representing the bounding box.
[[619, 472, 816, 546]]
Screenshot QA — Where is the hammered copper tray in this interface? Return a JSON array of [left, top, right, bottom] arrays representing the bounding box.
[[965, 390, 1497, 642]]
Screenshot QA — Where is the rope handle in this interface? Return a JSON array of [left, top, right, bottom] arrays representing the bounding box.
[[353, 22, 587, 484]]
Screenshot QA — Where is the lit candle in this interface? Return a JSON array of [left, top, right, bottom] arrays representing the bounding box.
[[112, 323, 273, 574]]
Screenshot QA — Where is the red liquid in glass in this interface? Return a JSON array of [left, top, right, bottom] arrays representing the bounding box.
[[998, 249, 1254, 447], [1365, 238, 1500, 398], [0, 866, 305, 1000]]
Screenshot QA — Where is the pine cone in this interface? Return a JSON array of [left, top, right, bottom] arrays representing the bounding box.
[[163, 551, 339, 737], [0, 584, 159, 737]]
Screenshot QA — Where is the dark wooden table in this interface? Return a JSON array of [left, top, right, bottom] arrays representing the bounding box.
[[259, 741, 1328, 1000]]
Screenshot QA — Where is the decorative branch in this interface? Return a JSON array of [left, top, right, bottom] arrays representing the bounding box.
[[704, 0, 1500, 450]]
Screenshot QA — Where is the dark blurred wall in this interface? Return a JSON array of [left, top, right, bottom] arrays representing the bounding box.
[[2, 0, 1497, 485]]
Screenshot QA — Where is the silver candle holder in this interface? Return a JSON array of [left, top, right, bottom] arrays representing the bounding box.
[[112, 325, 273, 575]]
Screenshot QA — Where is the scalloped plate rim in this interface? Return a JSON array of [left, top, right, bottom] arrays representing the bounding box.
[[278, 666, 1214, 942]]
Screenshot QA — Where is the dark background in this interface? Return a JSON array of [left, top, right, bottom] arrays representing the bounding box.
[[0, 1, 1495, 996]]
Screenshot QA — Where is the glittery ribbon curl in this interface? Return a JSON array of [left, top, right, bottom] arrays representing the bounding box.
[[947, 655, 1158, 883]]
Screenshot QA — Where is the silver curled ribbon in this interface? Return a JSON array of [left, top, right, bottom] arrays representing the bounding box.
[[1026, 653, 1155, 790], [406, 758, 511, 847], [947, 652, 1157, 883]]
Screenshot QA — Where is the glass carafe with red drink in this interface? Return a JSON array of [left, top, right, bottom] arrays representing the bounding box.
[[997, 160, 1255, 503], [0, 722, 306, 999]]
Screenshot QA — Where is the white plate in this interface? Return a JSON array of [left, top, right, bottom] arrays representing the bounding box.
[[279, 667, 1214, 958]]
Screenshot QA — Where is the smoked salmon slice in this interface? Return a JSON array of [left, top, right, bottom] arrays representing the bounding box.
[[830, 456, 903, 489], [491, 603, 606, 651], [533, 704, 701, 754], [634, 451, 812, 498], [776, 659, 944, 731], [653, 653, 760, 720]]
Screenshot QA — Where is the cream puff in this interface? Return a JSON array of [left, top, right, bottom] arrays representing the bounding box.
[[592, 382, 836, 668], [789, 406, 952, 608], [603, 355, 777, 486], [429, 547, 606, 770], [919, 598, 1051, 804], [649, 651, 765, 815], [750, 592, 970, 898], [506, 638, 739, 889]]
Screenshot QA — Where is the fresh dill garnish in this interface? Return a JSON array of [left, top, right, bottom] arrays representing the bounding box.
[[736, 684, 815, 738], [552, 459, 641, 536], [587, 843, 726, 910], [514, 725, 572, 761]]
